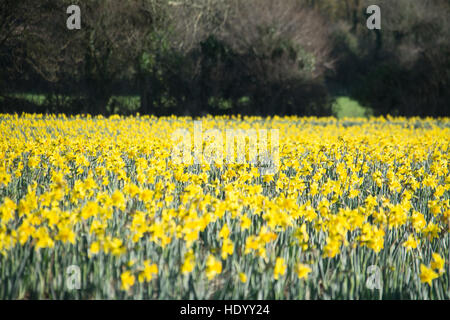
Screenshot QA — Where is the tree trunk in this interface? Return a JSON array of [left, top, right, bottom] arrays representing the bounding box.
[[139, 74, 152, 115]]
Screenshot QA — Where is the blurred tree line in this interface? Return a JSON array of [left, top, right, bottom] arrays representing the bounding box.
[[0, 0, 449, 117]]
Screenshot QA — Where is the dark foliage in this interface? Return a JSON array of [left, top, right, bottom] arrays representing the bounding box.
[[0, 0, 449, 117]]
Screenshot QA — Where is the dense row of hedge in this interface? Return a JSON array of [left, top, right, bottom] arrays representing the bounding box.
[[1, 0, 449, 117]]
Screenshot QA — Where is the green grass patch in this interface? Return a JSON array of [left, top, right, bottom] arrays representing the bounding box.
[[333, 96, 372, 119], [11, 93, 47, 106], [8, 93, 141, 113]]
